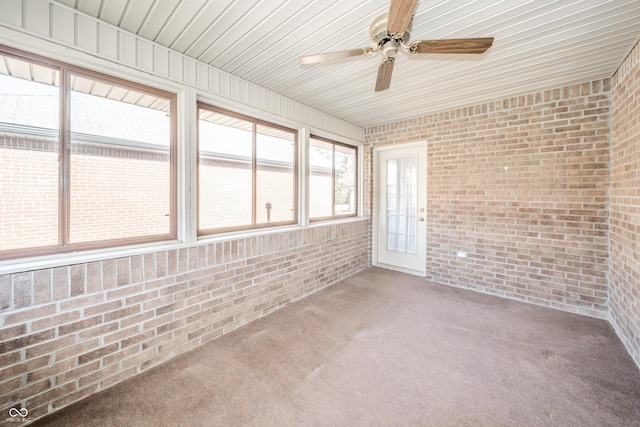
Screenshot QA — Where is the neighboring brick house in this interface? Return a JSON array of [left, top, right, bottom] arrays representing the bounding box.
[[0, 92, 336, 249]]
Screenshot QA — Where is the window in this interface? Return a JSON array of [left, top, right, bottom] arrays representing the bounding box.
[[198, 104, 297, 234], [0, 49, 176, 259], [309, 136, 357, 220], [0, 54, 60, 253], [67, 73, 175, 244]]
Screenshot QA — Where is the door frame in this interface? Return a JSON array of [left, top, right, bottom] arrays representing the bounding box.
[[372, 141, 427, 277]]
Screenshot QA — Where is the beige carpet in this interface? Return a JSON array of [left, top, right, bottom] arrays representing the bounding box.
[[34, 267, 640, 426]]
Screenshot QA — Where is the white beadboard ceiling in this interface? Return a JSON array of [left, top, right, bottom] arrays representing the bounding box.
[[51, 0, 640, 128]]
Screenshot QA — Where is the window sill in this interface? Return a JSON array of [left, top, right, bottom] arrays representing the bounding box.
[[0, 239, 183, 276], [308, 216, 367, 228], [0, 217, 369, 275], [196, 216, 367, 243], [197, 223, 305, 243]]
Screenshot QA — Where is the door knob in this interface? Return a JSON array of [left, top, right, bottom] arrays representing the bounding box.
[[419, 217, 425, 221]]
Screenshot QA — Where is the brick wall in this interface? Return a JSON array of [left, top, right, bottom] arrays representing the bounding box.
[[1, 140, 315, 248], [309, 170, 333, 218], [610, 41, 640, 368], [0, 141, 59, 250], [69, 153, 170, 243], [365, 79, 610, 318], [199, 159, 302, 228], [0, 136, 172, 249], [0, 220, 369, 422]]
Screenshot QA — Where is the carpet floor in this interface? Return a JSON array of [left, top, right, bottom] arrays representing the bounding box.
[[33, 267, 640, 426]]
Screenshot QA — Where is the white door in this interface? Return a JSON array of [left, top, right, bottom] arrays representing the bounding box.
[[374, 143, 427, 276]]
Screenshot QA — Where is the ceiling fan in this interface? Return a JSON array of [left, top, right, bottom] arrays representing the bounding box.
[[300, 0, 494, 92]]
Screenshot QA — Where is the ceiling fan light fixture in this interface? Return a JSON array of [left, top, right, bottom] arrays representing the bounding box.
[[382, 40, 400, 57]]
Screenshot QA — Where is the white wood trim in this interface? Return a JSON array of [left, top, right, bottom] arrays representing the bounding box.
[[299, 127, 310, 227], [357, 143, 365, 220], [177, 89, 198, 244]]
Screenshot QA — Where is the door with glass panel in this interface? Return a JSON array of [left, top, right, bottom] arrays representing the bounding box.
[[374, 144, 426, 276]]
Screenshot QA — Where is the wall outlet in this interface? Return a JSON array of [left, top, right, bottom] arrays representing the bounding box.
[[456, 251, 468, 258]]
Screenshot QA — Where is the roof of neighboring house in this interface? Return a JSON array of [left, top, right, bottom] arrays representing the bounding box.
[[0, 74, 329, 167], [0, 94, 170, 147]]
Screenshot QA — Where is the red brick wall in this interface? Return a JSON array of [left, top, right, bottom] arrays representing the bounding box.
[[198, 162, 299, 229], [0, 138, 172, 249], [365, 79, 610, 318], [1, 143, 306, 247], [0, 220, 369, 422], [610, 40, 640, 368], [69, 153, 170, 243], [0, 140, 59, 250]]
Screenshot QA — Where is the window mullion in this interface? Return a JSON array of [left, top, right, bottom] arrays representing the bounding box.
[[59, 69, 71, 247], [331, 144, 336, 217], [252, 121, 257, 226]]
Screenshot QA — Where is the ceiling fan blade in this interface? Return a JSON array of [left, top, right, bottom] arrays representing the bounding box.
[[410, 37, 494, 54], [375, 58, 395, 92], [300, 48, 371, 64], [387, 0, 418, 34]]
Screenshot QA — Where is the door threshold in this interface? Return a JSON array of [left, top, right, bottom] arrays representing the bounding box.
[[373, 262, 426, 277]]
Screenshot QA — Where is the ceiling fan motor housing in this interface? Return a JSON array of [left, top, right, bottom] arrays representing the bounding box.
[[370, 14, 411, 57]]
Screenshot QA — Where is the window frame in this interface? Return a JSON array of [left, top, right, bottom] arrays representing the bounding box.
[[0, 46, 178, 261], [197, 102, 299, 236], [309, 134, 359, 222]]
